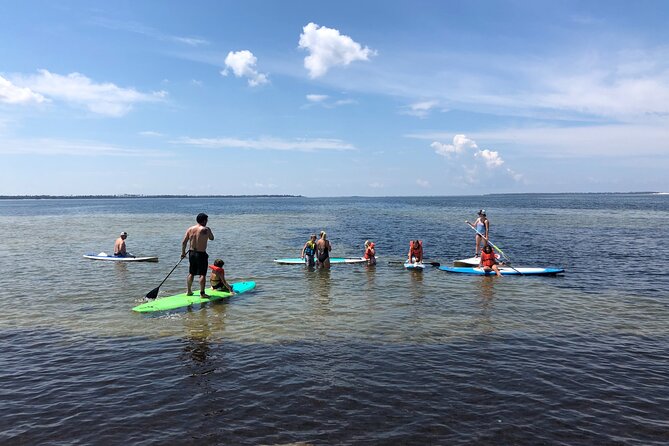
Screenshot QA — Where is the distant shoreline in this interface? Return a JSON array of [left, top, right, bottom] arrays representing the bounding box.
[[0, 194, 303, 200], [0, 192, 662, 200]]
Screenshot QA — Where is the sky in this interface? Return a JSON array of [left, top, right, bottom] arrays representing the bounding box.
[[1, 0, 668, 196]]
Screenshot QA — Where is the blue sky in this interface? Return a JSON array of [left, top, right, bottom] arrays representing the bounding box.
[[1, 0, 668, 196]]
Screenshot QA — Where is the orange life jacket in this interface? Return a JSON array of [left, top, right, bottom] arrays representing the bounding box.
[[480, 250, 496, 267], [208, 265, 224, 273]]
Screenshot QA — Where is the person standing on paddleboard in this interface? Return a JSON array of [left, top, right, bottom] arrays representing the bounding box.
[[316, 231, 332, 269], [113, 231, 134, 257], [181, 213, 214, 297], [474, 210, 489, 257]]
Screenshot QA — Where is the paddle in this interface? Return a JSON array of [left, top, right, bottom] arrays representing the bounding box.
[[145, 253, 187, 299], [465, 221, 522, 275]]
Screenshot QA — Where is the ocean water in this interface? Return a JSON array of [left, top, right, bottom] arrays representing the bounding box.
[[0, 194, 668, 445]]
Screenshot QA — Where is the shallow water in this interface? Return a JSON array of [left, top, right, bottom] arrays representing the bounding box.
[[1, 194, 668, 445]]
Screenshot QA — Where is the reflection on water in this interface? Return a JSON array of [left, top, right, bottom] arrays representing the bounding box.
[[474, 277, 497, 335]]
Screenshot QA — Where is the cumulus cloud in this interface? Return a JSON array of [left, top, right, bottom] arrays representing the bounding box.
[[475, 149, 504, 168], [430, 134, 521, 182], [221, 50, 268, 87], [416, 179, 430, 188], [174, 136, 355, 152], [0, 75, 47, 104], [298, 22, 375, 78], [11, 70, 165, 116], [431, 134, 478, 156]]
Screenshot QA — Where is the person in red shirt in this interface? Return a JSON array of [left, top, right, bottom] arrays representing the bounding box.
[[408, 240, 423, 263], [479, 244, 502, 277]]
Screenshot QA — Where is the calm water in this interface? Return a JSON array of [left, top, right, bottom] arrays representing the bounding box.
[[1, 194, 668, 445]]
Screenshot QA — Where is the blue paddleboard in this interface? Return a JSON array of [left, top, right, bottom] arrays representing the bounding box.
[[438, 266, 564, 276]]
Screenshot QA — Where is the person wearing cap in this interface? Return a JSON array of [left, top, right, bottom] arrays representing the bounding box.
[[113, 232, 134, 257], [473, 210, 489, 257]]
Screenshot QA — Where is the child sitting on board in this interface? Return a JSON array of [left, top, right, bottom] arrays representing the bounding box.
[[208, 259, 233, 293], [479, 244, 502, 277]]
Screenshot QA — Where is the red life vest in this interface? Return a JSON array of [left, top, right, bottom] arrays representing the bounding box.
[[480, 250, 496, 267], [364, 247, 374, 259], [208, 265, 224, 273], [409, 240, 423, 259]]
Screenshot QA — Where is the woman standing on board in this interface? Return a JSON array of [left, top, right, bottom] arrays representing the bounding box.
[[316, 231, 332, 269], [473, 210, 489, 257]]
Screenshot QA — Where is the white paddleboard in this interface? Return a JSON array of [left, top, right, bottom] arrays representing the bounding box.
[[404, 261, 425, 270], [453, 254, 500, 267], [84, 252, 159, 262]]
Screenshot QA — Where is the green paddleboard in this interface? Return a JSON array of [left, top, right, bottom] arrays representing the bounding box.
[[132, 281, 256, 313]]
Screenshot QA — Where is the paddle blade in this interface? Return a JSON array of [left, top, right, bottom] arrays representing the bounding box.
[[145, 286, 160, 300]]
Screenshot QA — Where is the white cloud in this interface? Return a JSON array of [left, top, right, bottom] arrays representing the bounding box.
[[431, 134, 478, 156], [0, 137, 166, 157], [298, 22, 375, 78], [416, 179, 430, 188], [369, 182, 384, 189], [0, 75, 47, 104], [12, 70, 165, 117], [139, 131, 163, 137], [91, 17, 209, 47], [306, 94, 329, 102], [475, 149, 504, 168], [403, 100, 439, 118], [174, 136, 355, 152], [221, 50, 268, 87]]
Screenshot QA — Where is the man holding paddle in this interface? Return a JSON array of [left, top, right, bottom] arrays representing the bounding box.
[[181, 213, 214, 297]]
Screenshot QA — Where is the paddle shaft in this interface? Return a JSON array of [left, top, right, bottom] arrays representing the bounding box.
[[145, 252, 187, 299], [465, 221, 523, 275]]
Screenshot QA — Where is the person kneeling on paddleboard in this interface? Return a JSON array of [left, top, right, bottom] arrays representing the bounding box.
[[209, 259, 233, 293], [301, 234, 317, 267], [364, 240, 376, 265], [479, 244, 502, 277], [408, 240, 423, 263]]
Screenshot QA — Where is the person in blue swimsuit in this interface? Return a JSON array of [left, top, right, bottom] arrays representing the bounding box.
[[474, 209, 489, 257]]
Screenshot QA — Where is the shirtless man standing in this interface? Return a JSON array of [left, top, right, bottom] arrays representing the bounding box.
[[181, 213, 214, 297]]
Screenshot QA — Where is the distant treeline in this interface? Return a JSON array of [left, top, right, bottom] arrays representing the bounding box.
[[0, 194, 302, 199]]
